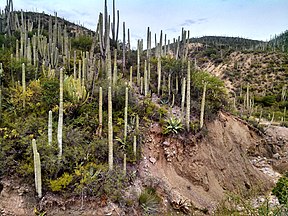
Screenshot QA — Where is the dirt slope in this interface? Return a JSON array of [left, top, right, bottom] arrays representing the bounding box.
[[139, 111, 274, 213]]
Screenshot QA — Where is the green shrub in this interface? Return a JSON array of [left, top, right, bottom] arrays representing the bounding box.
[[49, 172, 73, 192], [272, 173, 288, 204], [139, 187, 161, 215]]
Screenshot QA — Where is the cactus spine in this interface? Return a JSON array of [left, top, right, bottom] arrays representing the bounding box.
[[48, 110, 52, 145], [32, 139, 42, 198], [186, 61, 191, 131], [57, 68, 63, 158], [200, 82, 207, 129], [108, 86, 113, 170]]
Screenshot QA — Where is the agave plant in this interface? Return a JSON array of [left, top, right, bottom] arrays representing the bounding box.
[[163, 117, 183, 135]]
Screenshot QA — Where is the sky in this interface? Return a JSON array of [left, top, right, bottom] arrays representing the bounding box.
[[7, 0, 288, 49]]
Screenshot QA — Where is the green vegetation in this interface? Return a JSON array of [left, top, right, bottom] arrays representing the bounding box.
[[139, 187, 161, 215]]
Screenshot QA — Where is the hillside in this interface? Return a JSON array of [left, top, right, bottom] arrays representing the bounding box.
[[1, 0, 288, 215]]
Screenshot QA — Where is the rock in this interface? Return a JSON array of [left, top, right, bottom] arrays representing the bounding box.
[[273, 153, 280, 160], [163, 141, 170, 146], [149, 157, 157, 164]]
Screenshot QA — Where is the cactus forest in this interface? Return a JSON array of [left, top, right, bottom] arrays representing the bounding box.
[[1, 0, 288, 215]]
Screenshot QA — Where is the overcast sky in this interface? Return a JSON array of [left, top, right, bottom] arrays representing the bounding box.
[[7, 0, 288, 49]]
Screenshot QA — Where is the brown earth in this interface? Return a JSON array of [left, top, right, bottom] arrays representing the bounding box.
[[139, 111, 275, 214]]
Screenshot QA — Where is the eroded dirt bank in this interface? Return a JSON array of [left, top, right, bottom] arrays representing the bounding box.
[[139, 112, 274, 213]]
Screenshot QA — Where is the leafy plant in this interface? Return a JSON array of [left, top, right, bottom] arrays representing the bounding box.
[[272, 173, 288, 204], [139, 187, 161, 215], [162, 117, 183, 135]]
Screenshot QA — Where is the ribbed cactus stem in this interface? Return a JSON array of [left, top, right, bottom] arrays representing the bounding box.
[[73, 50, 76, 79], [113, 48, 117, 85], [137, 40, 140, 86], [186, 61, 191, 131], [129, 66, 133, 87], [157, 57, 161, 95], [57, 68, 63, 158], [32, 139, 42, 198], [124, 87, 128, 139], [144, 60, 148, 96], [108, 86, 113, 170], [123, 153, 127, 175], [140, 77, 143, 95], [200, 82, 207, 129], [136, 115, 139, 133], [122, 22, 126, 73], [133, 135, 137, 158], [22, 63, 26, 108], [78, 59, 82, 82], [48, 110, 52, 145], [98, 86, 103, 137], [181, 77, 186, 118]]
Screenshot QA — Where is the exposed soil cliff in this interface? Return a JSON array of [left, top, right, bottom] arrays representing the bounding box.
[[139, 111, 274, 213]]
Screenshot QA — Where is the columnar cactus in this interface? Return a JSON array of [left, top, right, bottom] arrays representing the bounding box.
[[144, 60, 148, 96], [97, 86, 103, 137], [124, 86, 128, 140], [22, 63, 26, 108], [32, 139, 42, 198], [133, 135, 137, 159], [123, 86, 128, 175], [113, 48, 117, 86], [157, 57, 161, 95], [108, 86, 113, 170], [122, 22, 126, 73], [57, 68, 63, 158], [200, 82, 207, 129], [129, 66, 133, 87], [137, 40, 140, 86], [48, 110, 52, 145], [186, 61, 191, 131], [181, 77, 186, 118]]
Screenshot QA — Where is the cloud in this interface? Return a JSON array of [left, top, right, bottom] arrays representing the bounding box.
[[180, 18, 207, 27], [166, 27, 178, 33]]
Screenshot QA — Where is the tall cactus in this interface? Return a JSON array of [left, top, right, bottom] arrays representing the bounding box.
[[48, 110, 52, 145], [32, 139, 42, 198], [123, 86, 128, 175], [186, 61, 191, 131], [200, 82, 207, 129], [122, 22, 126, 73], [136, 40, 140, 86], [113, 48, 117, 86], [108, 86, 113, 170], [57, 68, 63, 158], [144, 60, 148, 96], [22, 63, 26, 108], [97, 86, 103, 137], [180, 77, 186, 119], [157, 57, 161, 95]]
